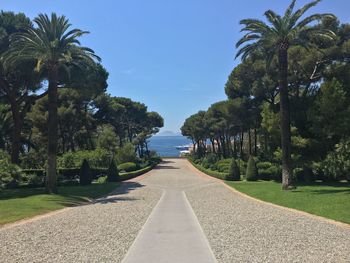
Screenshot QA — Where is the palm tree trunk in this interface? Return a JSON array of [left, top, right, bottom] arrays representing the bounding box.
[[278, 47, 294, 190], [46, 66, 59, 194]]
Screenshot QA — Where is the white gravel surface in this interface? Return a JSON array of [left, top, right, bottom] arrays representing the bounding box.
[[0, 181, 162, 263], [185, 169, 350, 263], [1, 159, 349, 263]]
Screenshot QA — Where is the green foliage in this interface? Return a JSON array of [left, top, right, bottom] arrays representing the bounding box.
[[115, 143, 137, 164], [107, 159, 119, 182], [217, 159, 231, 172], [318, 138, 350, 182], [96, 176, 107, 184], [255, 161, 281, 181], [0, 150, 23, 189], [79, 159, 92, 185], [96, 125, 118, 152], [118, 162, 138, 172], [188, 158, 228, 180], [201, 153, 218, 169], [246, 156, 258, 181], [227, 159, 240, 181], [23, 173, 44, 187], [58, 149, 112, 168], [309, 79, 350, 140]]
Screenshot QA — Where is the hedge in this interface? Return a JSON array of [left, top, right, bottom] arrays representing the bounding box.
[[188, 159, 228, 180], [20, 162, 158, 186]]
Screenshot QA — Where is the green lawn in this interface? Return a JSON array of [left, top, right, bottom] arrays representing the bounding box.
[[0, 182, 119, 225], [226, 180, 350, 224]]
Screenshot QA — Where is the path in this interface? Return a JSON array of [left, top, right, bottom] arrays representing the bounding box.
[[1, 159, 350, 263]]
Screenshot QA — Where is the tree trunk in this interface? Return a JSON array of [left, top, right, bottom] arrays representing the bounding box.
[[10, 99, 22, 164], [46, 66, 59, 194], [248, 129, 252, 156], [240, 132, 244, 158], [278, 47, 294, 190], [254, 127, 257, 156]]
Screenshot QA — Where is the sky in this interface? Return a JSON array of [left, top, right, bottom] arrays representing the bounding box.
[[1, 0, 349, 133]]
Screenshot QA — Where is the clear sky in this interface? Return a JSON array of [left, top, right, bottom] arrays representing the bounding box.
[[1, 0, 349, 133]]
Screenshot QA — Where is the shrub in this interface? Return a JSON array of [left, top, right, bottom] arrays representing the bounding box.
[[107, 159, 120, 182], [237, 159, 247, 176], [202, 153, 218, 169], [317, 139, 350, 182], [0, 150, 23, 189], [20, 150, 46, 169], [96, 176, 107, 184], [79, 159, 92, 185], [115, 143, 137, 164], [118, 162, 138, 172], [24, 173, 44, 187], [58, 148, 112, 168], [246, 156, 258, 181], [226, 159, 240, 181], [217, 159, 231, 172], [257, 162, 273, 180]]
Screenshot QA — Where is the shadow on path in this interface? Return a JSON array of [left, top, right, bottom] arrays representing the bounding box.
[[95, 181, 145, 204]]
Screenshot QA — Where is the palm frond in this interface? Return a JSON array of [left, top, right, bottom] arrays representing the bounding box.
[[289, 0, 322, 26]]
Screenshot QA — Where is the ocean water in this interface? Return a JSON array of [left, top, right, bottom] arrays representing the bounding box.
[[148, 136, 192, 157]]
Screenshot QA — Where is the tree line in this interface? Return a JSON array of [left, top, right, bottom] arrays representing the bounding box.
[[0, 11, 163, 192], [182, 0, 350, 189]]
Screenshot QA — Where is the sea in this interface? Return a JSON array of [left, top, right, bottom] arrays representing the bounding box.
[[148, 136, 192, 157]]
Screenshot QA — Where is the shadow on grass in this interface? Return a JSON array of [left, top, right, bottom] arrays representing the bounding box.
[[308, 188, 350, 195], [0, 188, 46, 200]]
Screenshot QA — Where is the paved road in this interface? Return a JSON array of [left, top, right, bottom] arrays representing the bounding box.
[[1, 159, 350, 263]]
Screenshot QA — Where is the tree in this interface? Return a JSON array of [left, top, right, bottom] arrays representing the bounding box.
[[0, 11, 44, 164], [236, 0, 335, 189], [4, 13, 100, 193]]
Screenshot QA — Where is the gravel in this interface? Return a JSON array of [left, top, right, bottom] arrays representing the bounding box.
[[2, 159, 349, 263], [185, 181, 350, 263], [0, 181, 162, 263]]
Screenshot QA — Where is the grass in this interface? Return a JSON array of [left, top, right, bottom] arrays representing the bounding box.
[[0, 182, 119, 225], [226, 180, 350, 224]]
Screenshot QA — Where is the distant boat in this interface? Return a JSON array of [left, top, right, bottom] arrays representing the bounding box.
[[175, 145, 190, 150], [179, 150, 190, 157]]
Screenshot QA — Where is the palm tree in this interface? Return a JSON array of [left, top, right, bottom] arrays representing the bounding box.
[[5, 13, 100, 193], [236, 0, 335, 190]]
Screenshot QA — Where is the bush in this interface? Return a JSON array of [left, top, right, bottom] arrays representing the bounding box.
[[237, 159, 247, 177], [257, 162, 273, 180], [24, 173, 44, 187], [107, 159, 120, 182], [0, 150, 23, 189], [246, 156, 258, 181], [226, 159, 240, 181], [317, 139, 350, 182], [217, 159, 231, 172], [96, 176, 107, 184], [115, 143, 137, 164], [20, 150, 46, 169], [58, 148, 112, 168], [118, 162, 138, 172], [79, 159, 92, 185], [202, 153, 218, 169]]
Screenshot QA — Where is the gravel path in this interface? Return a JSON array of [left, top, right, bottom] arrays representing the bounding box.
[[0, 180, 162, 262], [185, 162, 350, 263], [1, 159, 349, 263]]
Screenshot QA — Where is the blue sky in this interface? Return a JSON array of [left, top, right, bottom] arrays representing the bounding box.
[[2, 0, 349, 133]]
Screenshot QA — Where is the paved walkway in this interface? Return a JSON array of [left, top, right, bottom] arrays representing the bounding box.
[[1, 159, 350, 263]]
